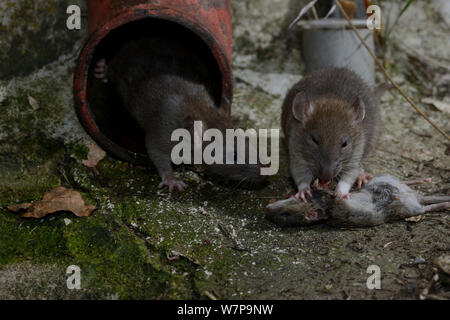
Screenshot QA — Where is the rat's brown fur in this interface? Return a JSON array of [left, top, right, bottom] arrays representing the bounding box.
[[105, 36, 264, 189], [281, 68, 382, 197]]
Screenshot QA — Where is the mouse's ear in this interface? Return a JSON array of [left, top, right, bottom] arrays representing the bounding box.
[[292, 91, 314, 125], [351, 97, 366, 124]]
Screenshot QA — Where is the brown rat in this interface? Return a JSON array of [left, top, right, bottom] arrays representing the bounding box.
[[95, 35, 264, 191], [281, 68, 386, 201]]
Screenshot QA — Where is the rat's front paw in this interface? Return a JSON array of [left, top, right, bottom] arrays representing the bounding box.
[[355, 168, 372, 189], [334, 190, 350, 199], [295, 184, 312, 202], [94, 58, 108, 83], [335, 181, 351, 199], [158, 177, 187, 192]]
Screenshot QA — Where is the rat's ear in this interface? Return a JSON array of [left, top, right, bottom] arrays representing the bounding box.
[[351, 97, 366, 124], [292, 91, 314, 125]]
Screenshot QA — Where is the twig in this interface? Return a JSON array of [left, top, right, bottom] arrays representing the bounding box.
[[419, 273, 439, 300], [218, 222, 249, 252], [289, 0, 319, 29], [311, 5, 319, 20], [203, 291, 218, 300], [334, 0, 450, 142], [324, 4, 337, 19]]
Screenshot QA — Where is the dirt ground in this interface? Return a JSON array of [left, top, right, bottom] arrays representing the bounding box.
[[0, 0, 448, 299]]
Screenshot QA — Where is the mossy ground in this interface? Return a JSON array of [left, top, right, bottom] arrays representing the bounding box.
[[0, 0, 448, 299]]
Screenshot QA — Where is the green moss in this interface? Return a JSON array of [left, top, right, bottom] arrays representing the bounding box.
[[235, 33, 257, 53], [68, 143, 89, 162], [0, 137, 64, 207], [0, 213, 69, 265], [0, 0, 86, 79]]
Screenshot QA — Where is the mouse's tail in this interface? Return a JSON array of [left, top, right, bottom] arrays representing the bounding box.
[[421, 195, 450, 205], [423, 202, 450, 212]]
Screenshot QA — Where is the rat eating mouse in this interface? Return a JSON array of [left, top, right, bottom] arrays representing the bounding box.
[[265, 175, 450, 227], [281, 68, 389, 201], [94, 34, 265, 191]]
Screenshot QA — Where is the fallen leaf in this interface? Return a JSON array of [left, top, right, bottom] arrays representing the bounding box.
[[82, 143, 106, 168], [405, 215, 422, 223], [8, 186, 95, 218], [421, 98, 450, 113], [27, 95, 40, 110], [7, 203, 32, 211]]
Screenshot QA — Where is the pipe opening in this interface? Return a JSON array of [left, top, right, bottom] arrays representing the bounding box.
[[86, 17, 223, 157]]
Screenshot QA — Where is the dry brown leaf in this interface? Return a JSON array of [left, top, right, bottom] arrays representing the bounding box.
[[405, 215, 423, 223], [82, 143, 106, 168], [27, 95, 40, 110], [8, 186, 95, 218], [7, 203, 33, 211]]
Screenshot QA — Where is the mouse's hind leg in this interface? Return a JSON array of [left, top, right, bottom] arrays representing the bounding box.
[[423, 202, 450, 212]]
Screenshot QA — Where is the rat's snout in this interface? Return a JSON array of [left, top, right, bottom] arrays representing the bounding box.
[[321, 170, 334, 183], [320, 163, 337, 182]]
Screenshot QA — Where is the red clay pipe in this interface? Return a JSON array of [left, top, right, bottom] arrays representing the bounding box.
[[74, 0, 232, 164]]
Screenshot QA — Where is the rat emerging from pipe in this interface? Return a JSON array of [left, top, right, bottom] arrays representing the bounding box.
[[94, 35, 265, 191], [281, 68, 391, 201], [265, 175, 450, 227]]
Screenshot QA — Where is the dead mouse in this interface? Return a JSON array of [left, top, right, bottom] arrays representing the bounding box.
[[94, 36, 265, 191], [281, 68, 389, 201], [265, 175, 450, 227]]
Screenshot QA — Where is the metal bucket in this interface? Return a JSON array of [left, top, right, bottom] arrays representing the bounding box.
[[73, 0, 232, 165], [300, 19, 375, 87]]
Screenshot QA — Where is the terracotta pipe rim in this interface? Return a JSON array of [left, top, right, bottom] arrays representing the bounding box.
[[73, 4, 232, 164]]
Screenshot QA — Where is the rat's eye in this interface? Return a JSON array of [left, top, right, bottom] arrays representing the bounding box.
[[342, 140, 348, 148], [311, 135, 319, 145]]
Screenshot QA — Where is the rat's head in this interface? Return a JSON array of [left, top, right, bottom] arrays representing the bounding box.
[[184, 114, 267, 188], [206, 127, 267, 188], [291, 91, 365, 182], [265, 197, 327, 227]]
